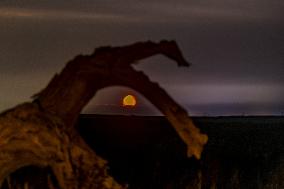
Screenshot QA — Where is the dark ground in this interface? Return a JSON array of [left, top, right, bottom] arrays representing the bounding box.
[[3, 115, 284, 189], [77, 115, 284, 189]]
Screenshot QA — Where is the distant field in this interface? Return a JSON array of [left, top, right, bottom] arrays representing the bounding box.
[[77, 115, 284, 189]]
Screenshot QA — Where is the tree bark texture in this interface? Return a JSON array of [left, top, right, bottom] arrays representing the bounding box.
[[0, 40, 207, 188]]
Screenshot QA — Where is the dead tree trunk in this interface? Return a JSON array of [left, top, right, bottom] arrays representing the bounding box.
[[0, 40, 207, 188]]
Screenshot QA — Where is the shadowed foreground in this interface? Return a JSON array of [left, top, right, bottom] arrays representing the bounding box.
[[3, 115, 283, 188]]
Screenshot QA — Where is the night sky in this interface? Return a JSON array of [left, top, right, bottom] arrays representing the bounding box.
[[0, 1, 283, 116]]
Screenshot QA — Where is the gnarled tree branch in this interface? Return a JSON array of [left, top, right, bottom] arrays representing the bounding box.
[[0, 40, 207, 189]]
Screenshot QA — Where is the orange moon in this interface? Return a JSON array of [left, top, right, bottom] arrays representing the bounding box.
[[122, 95, 137, 107]]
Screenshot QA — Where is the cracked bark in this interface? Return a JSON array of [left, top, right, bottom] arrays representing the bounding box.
[[0, 40, 207, 188]]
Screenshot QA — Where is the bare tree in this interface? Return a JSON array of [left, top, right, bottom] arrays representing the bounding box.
[[0, 40, 207, 189]]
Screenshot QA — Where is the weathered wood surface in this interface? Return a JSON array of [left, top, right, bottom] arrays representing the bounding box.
[[0, 40, 207, 188]]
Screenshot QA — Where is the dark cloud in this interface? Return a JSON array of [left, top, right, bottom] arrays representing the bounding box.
[[1, 0, 283, 23]]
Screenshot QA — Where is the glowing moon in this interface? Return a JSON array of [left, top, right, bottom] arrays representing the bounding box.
[[122, 95, 137, 107]]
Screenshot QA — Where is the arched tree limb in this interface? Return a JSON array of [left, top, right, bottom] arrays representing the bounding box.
[[0, 40, 207, 188], [33, 41, 190, 127]]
